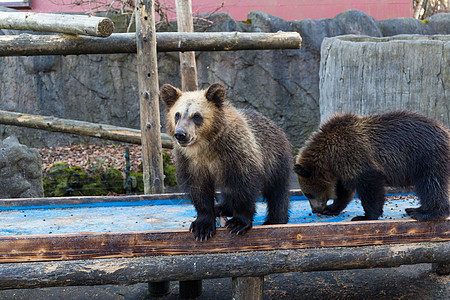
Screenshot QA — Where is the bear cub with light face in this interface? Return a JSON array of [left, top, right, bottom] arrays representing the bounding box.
[[294, 111, 449, 221], [161, 82, 292, 241]]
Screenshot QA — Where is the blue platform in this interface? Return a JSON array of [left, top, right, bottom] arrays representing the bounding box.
[[0, 194, 420, 236]]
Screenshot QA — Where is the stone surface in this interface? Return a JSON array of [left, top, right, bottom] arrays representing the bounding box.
[[1, 10, 449, 148], [0, 136, 43, 198], [319, 35, 449, 125]]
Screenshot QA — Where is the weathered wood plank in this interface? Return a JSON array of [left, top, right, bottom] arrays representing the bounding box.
[[0, 219, 448, 263], [0, 242, 447, 289], [0, 110, 173, 148], [0, 32, 302, 56], [0, 12, 114, 37], [135, 0, 164, 194]]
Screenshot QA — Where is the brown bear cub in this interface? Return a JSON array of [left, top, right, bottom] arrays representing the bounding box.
[[161, 82, 292, 240], [294, 111, 449, 221]]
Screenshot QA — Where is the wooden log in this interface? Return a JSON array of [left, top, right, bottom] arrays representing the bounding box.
[[0, 31, 302, 56], [0, 110, 173, 148], [0, 219, 447, 263], [232, 276, 264, 300], [0, 242, 447, 290], [135, 0, 164, 194], [175, 0, 198, 92], [0, 12, 114, 37]]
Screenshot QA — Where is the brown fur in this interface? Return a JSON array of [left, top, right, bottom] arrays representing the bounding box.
[[294, 111, 450, 221], [161, 83, 292, 240]]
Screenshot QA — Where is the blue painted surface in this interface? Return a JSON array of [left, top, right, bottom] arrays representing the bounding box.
[[0, 194, 420, 236]]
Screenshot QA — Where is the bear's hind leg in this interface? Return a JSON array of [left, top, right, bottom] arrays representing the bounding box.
[[407, 174, 450, 221], [352, 170, 386, 221], [262, 177, 290, 225], [223, 189, 257, 235]]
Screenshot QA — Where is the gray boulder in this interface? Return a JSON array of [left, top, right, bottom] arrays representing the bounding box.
[[427, 13, 450, 34], [379, 17, 434, 36], [0, 136, 43, 198]]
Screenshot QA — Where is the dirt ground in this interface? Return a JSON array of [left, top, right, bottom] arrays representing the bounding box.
[[0, 263, 448, 299]]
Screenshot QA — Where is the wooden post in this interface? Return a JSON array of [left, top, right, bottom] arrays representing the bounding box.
[[232, 276, 264, 300], [135, 0, 164, 194], [174, 1, 201, 297], [175, 0, 198, 91]]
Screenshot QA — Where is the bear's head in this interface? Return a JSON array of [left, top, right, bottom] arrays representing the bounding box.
[[294, 158, 336, 214], [160, 83, 225, 148]]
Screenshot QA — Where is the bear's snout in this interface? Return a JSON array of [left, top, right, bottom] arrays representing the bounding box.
[[174, 129, 187, 142]]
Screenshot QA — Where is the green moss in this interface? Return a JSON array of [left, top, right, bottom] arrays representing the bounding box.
[[82, 174, 108, 196], [43, 163, 70, 197], [131, 171, 145, 193], [105, 168, 125, 194]]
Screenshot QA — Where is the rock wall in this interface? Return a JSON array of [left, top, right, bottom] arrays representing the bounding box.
[[0, 136, 44, 198], [0, 10, 449, 148]]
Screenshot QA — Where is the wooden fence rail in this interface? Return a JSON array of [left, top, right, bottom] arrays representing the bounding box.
[[0, 31, 302, 56], [0, 110, 173, 148]]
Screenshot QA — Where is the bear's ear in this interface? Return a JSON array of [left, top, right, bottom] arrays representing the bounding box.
[[160, 84, 182, 108], [205, 82, 225, 108], [294, 163, 314, 178]]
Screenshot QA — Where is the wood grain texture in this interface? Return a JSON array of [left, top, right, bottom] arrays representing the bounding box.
[[0, 219, 448, 263], [0, 32, 302, 56], [0, 242, 447, 289]]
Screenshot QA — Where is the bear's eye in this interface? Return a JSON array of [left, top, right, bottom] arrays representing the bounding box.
[[303, 193, 314, 199], [175, 112, 181, 123], [192, 112, 203, 125]]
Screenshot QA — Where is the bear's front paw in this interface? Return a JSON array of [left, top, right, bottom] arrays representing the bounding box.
[[225, 216, 252, 235], [322, 205, 342, 215], [351, 215, 378, 221], [190, 217, 216, 241]]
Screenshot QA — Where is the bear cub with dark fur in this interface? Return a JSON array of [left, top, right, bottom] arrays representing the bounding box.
[[161, 82, 292, 240], [294, 111, 449, 221]]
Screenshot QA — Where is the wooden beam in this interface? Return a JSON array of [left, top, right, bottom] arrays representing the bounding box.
[[0, 219, 448, 263], [0, 110, 173, 148], [0, 241, 447, 289], [232, 276, 264, 300], [135, 0, 164, 194], [0, 32, 302, 56], [0, 12, 114, 37], [175, 0, 198, 91]]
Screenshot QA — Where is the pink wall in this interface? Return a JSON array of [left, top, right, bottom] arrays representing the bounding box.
[[18, 0, 412, 20]]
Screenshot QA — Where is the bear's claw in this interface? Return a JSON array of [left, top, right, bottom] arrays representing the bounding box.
[[190, 218, 216, 241], [225, 217, 252, 235]]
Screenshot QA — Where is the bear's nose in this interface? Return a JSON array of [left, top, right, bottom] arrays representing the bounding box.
[[174, 130, 187, 141]]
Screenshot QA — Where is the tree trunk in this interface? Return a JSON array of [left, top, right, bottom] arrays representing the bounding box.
[[319, 35, 449, 126]]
